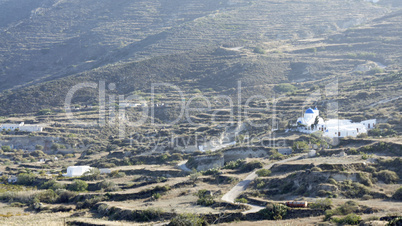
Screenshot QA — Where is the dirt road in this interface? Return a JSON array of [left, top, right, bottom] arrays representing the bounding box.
[[221, 154, 306, 213]]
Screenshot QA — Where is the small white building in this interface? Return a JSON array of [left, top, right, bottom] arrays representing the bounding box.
[[296, 107, 376, 138], [361, 119, 376, 130], [1, 123, 24, 131], [1, 122, 43, 132], [63, 166, 92, 177]]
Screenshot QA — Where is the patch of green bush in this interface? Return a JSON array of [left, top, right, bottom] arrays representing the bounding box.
[[340, 181, 371, 198], [17, 173, 38, 186], [258, 203, 288, 220], [136, 208, 164, 222], [169, 213, 207, 226], [256, 169, 271, 177], [324, 201, 359, 221], [253, 46, 266, 54], [68, 180, 88, 192], [40, 179, 65, 191], [202, 168, 220, 176], [392, 187, 402, 201], [240, 160, 263, 172], [309, 198, 332, 210], [82, 168, 102, 181], [235, 198, 248, 203], [196, 189, 215, 206], [56, 189, 76, 203], [332, 213, 362, 225], [152, 193, 161, 200], [76, 196, 106, 209], [376, 170, 399, 184], [36, 189, 58, 203], [223, 159, 245, 170], [292, 141, 309, 152], [97, 180, 119, 192], [357, 173, 373, 187], [274, 83, 297, 93]]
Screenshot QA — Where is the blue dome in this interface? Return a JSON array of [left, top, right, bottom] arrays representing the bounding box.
[[314, 107, 318, 110], [305, 108, 314, 114]]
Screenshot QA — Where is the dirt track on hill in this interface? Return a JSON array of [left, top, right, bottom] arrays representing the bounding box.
[[221, 154, 306, 213]]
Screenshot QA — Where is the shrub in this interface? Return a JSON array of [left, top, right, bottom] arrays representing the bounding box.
[[341, 182, 370, 198], [311, 167, 322, 172], [327, 178, 337, 185], [56, 189, 76, 203], [392, 187, 402, 201], [357, 173, 373, 187], [152, 193, 161, 200], [361, 194, 373, 200], [159, 153, 170, 163], [189, 172, 201, 184], [17, 173, 37, 186], [256, 179, 266, 189], [324, 201, 359, 221], [35, 145, 44, 150], [9, 202, 25, 207], [68, 180, 88, 192], [109, 170, 125, 178], [137, 208, 164, 222], [0, 191, 37, 205], [97, 180, 118, 192], [235, 198, 248, 203], [253, 46, 266, 54], [36, 190, 58, 203], [37, 109, 52, 115], [274, 83, 297, 93], [368, 67, 384, 75], [317, 190, 330, 197], [82, 168, 102, 181], [202, 168, 220, 176], [292, 141, 309, 152], [388, 217, 402, 226], [40, 179, 65, 191], [269, 150, 285, 160], [309, 198, 332, 210], [169, 213, 206, 226], [376, 170, 399, 184], [223, 159, 245, 170], [51, 143, 61, 151], [196, 189, 214, 206], [256, 169, 271, 177], [240, 160, 263, 172], [1, 146, 11, 152], [332, 213, 362, 225], [258, 203, 288, 220], [76, 196, 105, 209], [360, 152, 373, 160]]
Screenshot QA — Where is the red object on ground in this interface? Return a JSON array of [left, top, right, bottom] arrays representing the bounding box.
[[285, 201, 308, 208]]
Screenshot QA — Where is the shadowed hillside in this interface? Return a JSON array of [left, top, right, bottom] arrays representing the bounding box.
[[0, 0, 390, 92]]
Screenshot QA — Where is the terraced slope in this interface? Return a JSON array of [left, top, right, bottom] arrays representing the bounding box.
[[0, 0, 389, 92]]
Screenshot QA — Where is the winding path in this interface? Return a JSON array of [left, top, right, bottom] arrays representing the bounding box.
[[221, 154, 306, 213]]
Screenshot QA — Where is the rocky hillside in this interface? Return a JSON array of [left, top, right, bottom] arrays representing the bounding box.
[[0, 0, 401, 116]]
